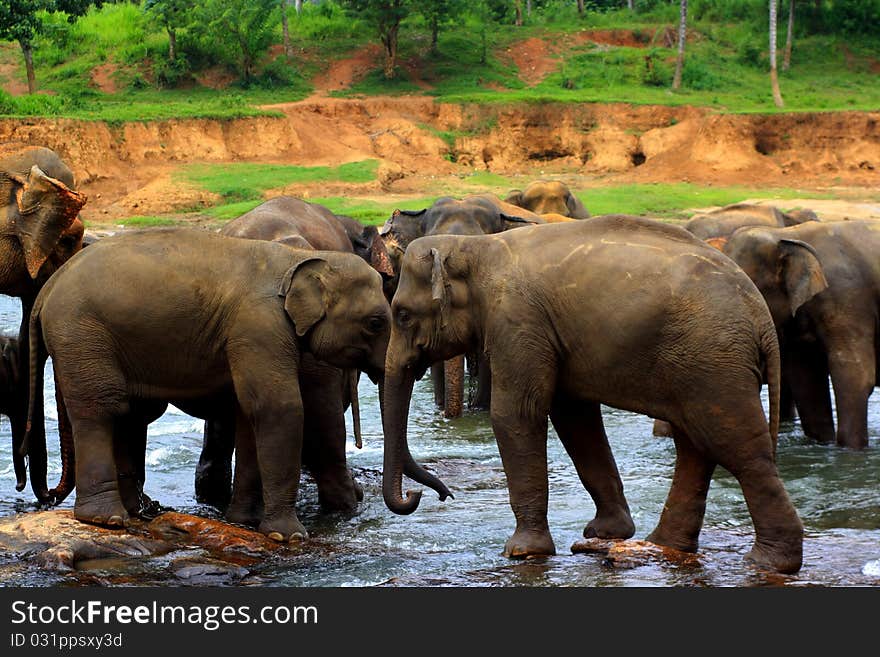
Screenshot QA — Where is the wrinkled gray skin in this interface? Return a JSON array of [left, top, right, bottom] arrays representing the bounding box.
[[504, 180, 590, 219], [382, 216, 803, 574], [652, 203, 819, 437], [0, 145, 86, 504], [724, 221, 880, 450], [380, 195, 541, 414], [26, 229, 394, 541], [196, 196, 395, 514]]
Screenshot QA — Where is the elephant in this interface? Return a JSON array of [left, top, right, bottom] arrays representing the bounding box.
[[504, 180, 590, 219], [195, 196, 394, 513], [24, 228, 404, 541], [379, 195, 541, 416], [381, 216, 803, 573], [0, 336, 26, 491], [723, 221, 880, 450], [0, 145, 86, 503], [684, 202, 817, 243]]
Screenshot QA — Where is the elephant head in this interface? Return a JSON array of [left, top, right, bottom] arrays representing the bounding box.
[[378, 197, 536, 300], [723, 227, 828, 328], [1, 164, 86, 286], [382, 235, 481, 514], [278, 254, 391, 382], [505, 180, 590, 219]]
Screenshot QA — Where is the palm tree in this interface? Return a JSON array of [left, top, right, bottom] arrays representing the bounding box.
[[672, 0, 687, 90], [783, 0, 795, 71], [770, 0, 784, 107]]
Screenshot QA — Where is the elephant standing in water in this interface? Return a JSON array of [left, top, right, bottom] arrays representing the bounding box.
[[381, 216, 803, 573], [25, 229, 409, 540], [379, 195, 541, 416], [0, 145, 86, 503], [196, 196, 395, 514], [724, 221, 880, 449], [504, 180, 590, 219]]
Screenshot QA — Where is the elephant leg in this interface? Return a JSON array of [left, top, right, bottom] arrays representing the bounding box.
[[778, 369, 797, 423], [195, 409, 236, 509], [114, 412, 151, 519], [826, 334, 874, 449], [301, 362, 361, 514], [431, 363, 445, 408], [490, 372, 555, 558], [470, 352, 492, 410], [550, 398, 634, 540], [443, 355, 464, 418], [72, 415, 128, 528], [645, 430, 715, 553], [226, 409, 264, 528], [785, 342, 834, 443]]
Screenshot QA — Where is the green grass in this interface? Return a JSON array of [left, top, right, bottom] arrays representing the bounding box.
[[309, 196, 440, 226], [180, 160, 380, 202], [581, 183, 828, 220], [113, 215, 182, 227]]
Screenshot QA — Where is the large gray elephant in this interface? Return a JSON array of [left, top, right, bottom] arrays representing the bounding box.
[[379, 194, 541, 416], [504, 180, 590, 219], [381, 216, 803, 573], [723, 221, 880, 449], [195, 196, 394, 513], [684, 202, 817, 243], [25, 228, 401, 541], [0, 145, 86, 502]]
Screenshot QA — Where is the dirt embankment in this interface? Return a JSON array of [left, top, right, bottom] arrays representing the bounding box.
[[0, 99, 876, 220]]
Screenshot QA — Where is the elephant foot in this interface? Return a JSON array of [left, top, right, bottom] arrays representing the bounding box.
[[74, 490, 130, 529], [259, 514, 308, 543], [644, 526, 698, 554], [225, 498, 264, 528], [316, 470, 363, 515], [138, 494, 168, 521], [503, 528, 556, 559], [745, 541, 803, 575], [584, 508, 636, 540]]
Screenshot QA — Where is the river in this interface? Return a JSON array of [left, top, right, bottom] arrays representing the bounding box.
[[0, 294, 877, 587]]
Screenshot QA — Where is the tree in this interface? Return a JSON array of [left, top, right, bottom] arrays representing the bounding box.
[[420, 0, 464, 53], [514, 0, 522, 26], [343, 1, 410, 79], [783, 0, 794, 71], [144, 0, 191, 63], [769, 0, 784, 106], [281, 0, 292, 60], [0, 0, 100, 94], [191, 0, 278, 82], [672, 0, 687, 90], [577, 0, 584, 15]]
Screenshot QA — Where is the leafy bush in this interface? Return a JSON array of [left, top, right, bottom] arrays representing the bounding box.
[[641, 48, 671, 87], [681, 58, 724, 90]]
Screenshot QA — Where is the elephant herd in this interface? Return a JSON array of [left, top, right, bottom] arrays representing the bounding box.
[[1, 146, 878, 577]]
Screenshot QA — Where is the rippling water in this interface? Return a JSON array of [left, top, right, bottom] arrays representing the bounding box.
[[0, 294, 877, 587]]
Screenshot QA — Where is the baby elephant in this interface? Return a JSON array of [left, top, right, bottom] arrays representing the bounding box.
[[26, 228, 391, 542], [382, 216, 803, 573]]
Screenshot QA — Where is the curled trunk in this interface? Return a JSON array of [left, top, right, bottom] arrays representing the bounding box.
[[380, 370, 452, 515]]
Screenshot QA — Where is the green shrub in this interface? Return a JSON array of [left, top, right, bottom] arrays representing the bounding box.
[[641, 48, 671, 87], [681, 59, 724, 91]]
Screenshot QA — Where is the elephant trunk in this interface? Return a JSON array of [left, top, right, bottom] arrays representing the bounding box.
[[22, 302, 52, 505], [380, 367, 453, 515], [349, 369, 362, 449]]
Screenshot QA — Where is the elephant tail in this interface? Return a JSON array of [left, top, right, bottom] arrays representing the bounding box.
[[761, 325, 781, 451]]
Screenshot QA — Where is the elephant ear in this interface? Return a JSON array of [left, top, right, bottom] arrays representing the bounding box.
[[278, 257, 329, 337], [504, 189, 524, 207], [779, 239, 828, 315], [430, 248, 449, 312], [500, 212, 541, 230], [368, 228, 395, 276], [566, 192, 589, 218], [9, 165, 86, 279], [276, 234, 314, 251]]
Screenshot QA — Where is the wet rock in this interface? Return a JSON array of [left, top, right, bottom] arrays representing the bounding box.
[[0, 510, 286, 574], [171, 556, 250, 585], [571, 537, 702, 570]]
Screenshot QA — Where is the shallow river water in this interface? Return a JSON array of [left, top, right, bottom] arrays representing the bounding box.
[[0, 294, 877, 587]]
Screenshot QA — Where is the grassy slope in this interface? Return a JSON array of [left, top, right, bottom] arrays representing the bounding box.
[[0, 4, 877, 119]]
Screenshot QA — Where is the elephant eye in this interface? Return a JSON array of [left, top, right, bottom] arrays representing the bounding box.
[[395, 308, 411, 327], [366, 316, 386, 333]]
